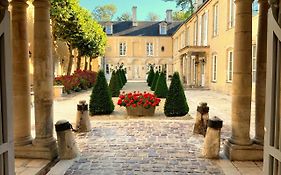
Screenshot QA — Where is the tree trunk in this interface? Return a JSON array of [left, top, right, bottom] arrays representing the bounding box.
[[76, 52, 82, 70], [89, 57, 93, 71], [84, 56, 88, 70], [67, 43, 73, 76]]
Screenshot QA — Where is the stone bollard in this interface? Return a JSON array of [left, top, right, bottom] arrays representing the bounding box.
[[193, 102, 209, 136], [55, 120, 79, 159], [202, 116, 223, 159], [75, 100, 91, 132]]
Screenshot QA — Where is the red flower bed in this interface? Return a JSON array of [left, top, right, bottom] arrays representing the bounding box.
[[117, 91, 161, 109], [54, 70, 97, 93]]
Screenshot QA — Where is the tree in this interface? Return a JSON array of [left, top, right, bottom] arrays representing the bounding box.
[[151, 71, 159, 91], [89, 70, 114, 115], [117, 12, 131, 21], [154, 72, 168, 98], [92, 4, 117, 21], [109, 71, 121, 97], [163, 0, 194, 11], [172, 11, 192, 21], [147, 12, 160, 21], [147, 68, 155, 87], [164, 72, 189, 117]]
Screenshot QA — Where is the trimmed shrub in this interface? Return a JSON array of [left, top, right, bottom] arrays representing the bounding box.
[[117, 69, 124, 88], [154, 72, 168, 98], [151, 71, 159, 91], [109, 71, 121, 97], [164, 72, 189, 117], [122, 69, 127, 83], [89, 70, 114, 115], [147, 68, 155, 86]]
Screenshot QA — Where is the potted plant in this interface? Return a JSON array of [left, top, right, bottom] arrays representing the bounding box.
[[117, 91, 161, 116], [53, 77, 65, 97]]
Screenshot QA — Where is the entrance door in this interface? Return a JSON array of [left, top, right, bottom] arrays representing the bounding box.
[[133, 65, 140, 79], [201, 62, 205, 87], [0, 10, 15, 175]]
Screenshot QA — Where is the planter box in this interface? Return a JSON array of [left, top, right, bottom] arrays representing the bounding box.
[[126, 106, 155, 116], [53, 85, 64, 98]]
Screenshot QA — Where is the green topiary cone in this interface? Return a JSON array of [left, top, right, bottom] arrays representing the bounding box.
[[109, 71, 121, 97], [151, 71, 159, 91], [89, 70, 114, 115], [147, 68, 155, 87], [154, 72, 168, 98], [164, 72, 189, 117]]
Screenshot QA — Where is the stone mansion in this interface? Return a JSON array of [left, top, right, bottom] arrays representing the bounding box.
[[101, 0, 259, 95]]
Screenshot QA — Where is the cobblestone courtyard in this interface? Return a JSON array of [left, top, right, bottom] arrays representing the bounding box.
[[65, 120, 224, 175], [45, 81, 263, 175]]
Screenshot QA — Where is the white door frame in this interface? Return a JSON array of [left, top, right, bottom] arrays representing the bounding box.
[[0, 10, 15, 175]]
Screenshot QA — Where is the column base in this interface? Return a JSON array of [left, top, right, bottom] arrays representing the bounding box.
[[223, 139, 263, 161], [15, 142, 58, 160]]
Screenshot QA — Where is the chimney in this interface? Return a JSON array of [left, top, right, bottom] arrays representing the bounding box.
[[166, 10, 172, 23], [132, 6, 137, 26]]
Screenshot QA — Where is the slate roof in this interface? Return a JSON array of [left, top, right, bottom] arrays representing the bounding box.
[[99, 21, 183, 36]]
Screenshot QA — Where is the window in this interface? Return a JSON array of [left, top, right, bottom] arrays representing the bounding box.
[[186, 27, 190, 46], [212, 54, 217, 82], [194, 20, 198, 45], [228, 0, 235, 29], [119, 43, 126, 56], [252, 44, 257, 82], [161, 46, 165, 52], [146, 43, 153, 56], [227, 50, 233, 82], [213, 3, 219, 36], [174, 38, 178, 53], [105, 25, 112, 34], [160, 24, 167, 35], [181, 32, 185, 49], [201, 11, 208, 46]]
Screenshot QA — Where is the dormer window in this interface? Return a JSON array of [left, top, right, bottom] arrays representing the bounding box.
[[105, 23, 113, 35], [159, 22, 167, 35]]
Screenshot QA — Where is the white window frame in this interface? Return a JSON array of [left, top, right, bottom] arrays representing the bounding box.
[[227, 50, 233, 82], [213, 3, 219, 36], [105, 25, 112, 34], [252, 44, 257, 83], [186, 27, 190, 46], [201, 11, 208, 46], [160, 24, 167, 35], [212, 54, 217, 82], [146, 42, 153, 56], [194, 20, 198, 45], [228, 0, 235, 29], [119, 42, 126, 56], [181, 32, 185, 49]]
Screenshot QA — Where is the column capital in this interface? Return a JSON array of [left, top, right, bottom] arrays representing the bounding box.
[[10, 0, 28, 8], [33, 0, 50, 8]]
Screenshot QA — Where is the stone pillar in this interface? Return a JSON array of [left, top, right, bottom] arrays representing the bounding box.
[[254, 0, 269, 145], [11, 0, 33, 148], [32, 0, 58, 159], [224, 0, 263, 160]]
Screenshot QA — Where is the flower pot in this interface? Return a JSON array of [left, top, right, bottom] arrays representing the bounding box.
[[53, 85, 64, 98], [126, 106, 155, 116]]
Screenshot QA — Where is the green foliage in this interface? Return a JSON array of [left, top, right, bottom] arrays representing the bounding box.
[[116, 69, 123, 88], [151, 71, 159, 91], [92, 4, 117, 21], [154, 72, 168, 98], [147, 68, 155, 87], [117, 12, 131, 21], [89, 70, 114, 115], [147, 12, 160, 21], [164, 72, 189, 117], [121, 69, 127, 84], [172, 11, 192, 21], [162, 0, 194, 11], [109, 71, 121, 97]]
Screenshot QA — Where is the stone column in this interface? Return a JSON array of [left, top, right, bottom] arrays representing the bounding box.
[[224, 0, 263, 160], [32, 0, 58, 159], [11, 0, 33, 147], [254, 0, 269, 145]]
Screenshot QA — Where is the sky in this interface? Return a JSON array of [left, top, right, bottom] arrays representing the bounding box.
[[80, 0, 182, 21]]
